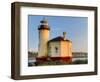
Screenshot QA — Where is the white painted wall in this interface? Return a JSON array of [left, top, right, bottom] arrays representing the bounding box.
[[48, 41, 61, 57], [48, 41, 72, 57], [0, 0, 100, 82], [38, 29, 49, 57]]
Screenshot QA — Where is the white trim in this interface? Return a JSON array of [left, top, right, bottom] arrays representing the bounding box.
[[20, 6, 95, 75]]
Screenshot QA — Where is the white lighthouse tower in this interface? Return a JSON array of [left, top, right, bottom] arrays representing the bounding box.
[[38, 18, 50, 58]]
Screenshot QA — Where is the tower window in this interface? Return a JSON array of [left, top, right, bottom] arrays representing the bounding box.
[[55, 47, 58, 53]]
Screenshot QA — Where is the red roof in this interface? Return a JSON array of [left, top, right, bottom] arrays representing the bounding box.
[[48, 36, 71, 42]]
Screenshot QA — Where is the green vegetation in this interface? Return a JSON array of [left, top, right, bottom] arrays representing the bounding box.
[[28, 59, 88, 66], [28, 51, 38, 57], [72, 60, 88, 64], [36, 60, 87, 66], [28, 51, 88, 66], [29, 59, 72, 66]]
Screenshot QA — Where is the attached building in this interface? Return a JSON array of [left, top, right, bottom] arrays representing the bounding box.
[[48, 34, 72, 61]]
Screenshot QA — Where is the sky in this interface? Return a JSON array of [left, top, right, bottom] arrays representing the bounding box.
[[28, 15, 88, 52]]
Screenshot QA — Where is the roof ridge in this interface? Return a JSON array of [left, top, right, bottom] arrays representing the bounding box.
[[48, 36, 71, 42]]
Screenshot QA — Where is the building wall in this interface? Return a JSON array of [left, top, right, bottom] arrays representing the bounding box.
[[68, 42, 72, 57], [60, 41, 72, 57], [38, 29, 49, 57], [60, 41, 67, 57], [48, 42, 61, 57], [48, 41, 72, 57]]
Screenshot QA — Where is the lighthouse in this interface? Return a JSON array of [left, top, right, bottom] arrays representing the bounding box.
[[38, 18, 50, 58]]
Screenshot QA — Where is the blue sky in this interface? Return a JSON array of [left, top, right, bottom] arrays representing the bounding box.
[[28, 15, 88, 52]]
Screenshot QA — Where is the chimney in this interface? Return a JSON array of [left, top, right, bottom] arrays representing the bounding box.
[[63, 32, 66, 40]]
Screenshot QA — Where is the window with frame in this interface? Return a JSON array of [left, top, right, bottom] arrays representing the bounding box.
[[55, 47, 58, 53]]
